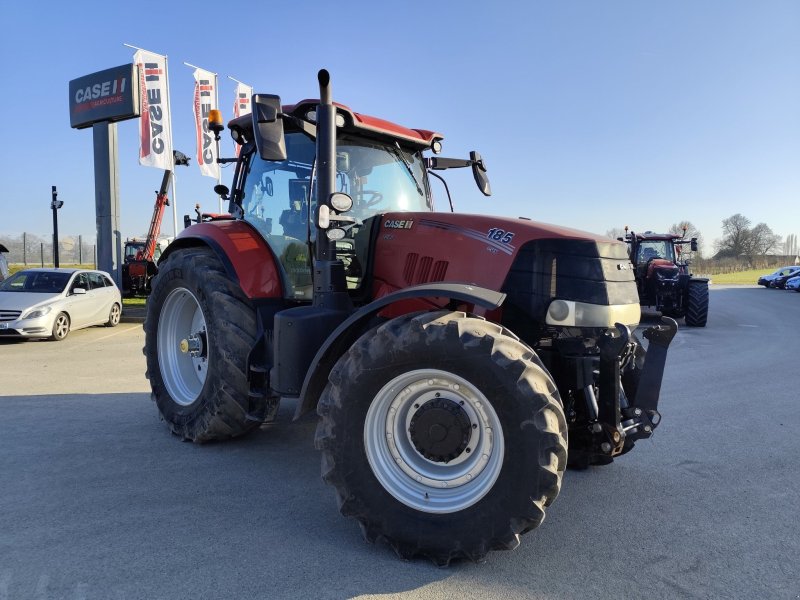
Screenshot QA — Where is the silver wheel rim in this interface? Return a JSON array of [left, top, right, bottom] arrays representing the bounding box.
[[110, 304, 120, 325], [157, 287, 209, 406], [364, 368, 504, 514], [55, 315, 69, 338]]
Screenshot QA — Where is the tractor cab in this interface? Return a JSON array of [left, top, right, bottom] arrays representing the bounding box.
[[213, 97, 487, 303], [238, 125, 432, 300]]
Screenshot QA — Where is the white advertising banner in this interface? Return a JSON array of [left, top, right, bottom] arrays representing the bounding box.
[[233, 82, 252, 157], [192, 68, 220, 179], [133, 49, 173, 170]]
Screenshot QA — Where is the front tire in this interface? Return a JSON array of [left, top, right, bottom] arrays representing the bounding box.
[[684, 280, 709, 327], [315, 310, 567, 565], [51, 312, 70, 341], [144, 247, 268, 442]]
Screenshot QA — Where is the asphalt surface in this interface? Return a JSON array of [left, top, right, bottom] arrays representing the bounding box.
[[1, 285, 798, 600]]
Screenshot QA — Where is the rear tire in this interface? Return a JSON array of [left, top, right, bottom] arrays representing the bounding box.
[[684, 280, 709, 327], [315, 310, 567, 565], [144, 247, 267, 442], [106, 303, 121, 327]]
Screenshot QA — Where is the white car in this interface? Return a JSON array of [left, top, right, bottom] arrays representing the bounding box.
[[0, 268, 122, 341]]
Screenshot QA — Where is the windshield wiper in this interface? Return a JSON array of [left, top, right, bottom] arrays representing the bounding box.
[[390, 142, 424, 197]]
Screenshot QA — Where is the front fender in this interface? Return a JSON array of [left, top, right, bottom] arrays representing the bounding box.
[[160, 221, 283, 299], [293, 283, 506, 420]]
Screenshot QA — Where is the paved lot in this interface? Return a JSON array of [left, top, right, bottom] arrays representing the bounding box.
[[1, 286, 798, 599]]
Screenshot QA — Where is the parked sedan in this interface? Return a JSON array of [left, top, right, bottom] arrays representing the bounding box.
[[757, 266, 800, 287], [0, 268, 121, 341], [786, 275, 800, 292], [770, 266, 800, 289]]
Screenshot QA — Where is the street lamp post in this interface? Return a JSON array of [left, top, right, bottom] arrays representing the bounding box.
[[51, 186, 64, 268]]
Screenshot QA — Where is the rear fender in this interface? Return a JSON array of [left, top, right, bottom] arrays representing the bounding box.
[[160, 221, 283, 299], [293, 283, 506, 420]]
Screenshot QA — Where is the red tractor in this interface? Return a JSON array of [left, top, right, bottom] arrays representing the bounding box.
[[144, 71, 676, 564], [622, 228, 709, 327]]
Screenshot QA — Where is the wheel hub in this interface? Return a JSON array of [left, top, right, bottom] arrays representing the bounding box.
[[409, 398, 471, 462]]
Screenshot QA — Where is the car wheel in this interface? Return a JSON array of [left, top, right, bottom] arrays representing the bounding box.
[[51, 312, 70, 341], [106, 303, 121, 327]]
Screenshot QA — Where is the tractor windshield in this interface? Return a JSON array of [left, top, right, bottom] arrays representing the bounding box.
[[635, 240, 675, 264], [240, 132, 430, 299], [241, 132, 429, 240]]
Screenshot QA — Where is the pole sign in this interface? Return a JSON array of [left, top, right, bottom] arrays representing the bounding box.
[[69, 64, 139, 129]]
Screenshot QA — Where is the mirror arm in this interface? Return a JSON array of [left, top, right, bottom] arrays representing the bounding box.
[[427, 170, 454, 213], [280, 113, 317, 138]]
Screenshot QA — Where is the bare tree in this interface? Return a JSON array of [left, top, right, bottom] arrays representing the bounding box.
[[784, 234, 798, 257], [669, 221, 703, 257], [748, 223, 780, 257], [605, 227, 626, 240], [716, 214, 752, 258]]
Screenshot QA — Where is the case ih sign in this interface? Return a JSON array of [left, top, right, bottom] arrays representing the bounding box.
[[69, 64, 139, 129]]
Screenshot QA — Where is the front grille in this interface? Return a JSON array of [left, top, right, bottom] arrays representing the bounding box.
[[0, 310, 21, 322]]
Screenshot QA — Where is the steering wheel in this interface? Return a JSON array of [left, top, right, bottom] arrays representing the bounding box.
[[353, 190, 384, 209]]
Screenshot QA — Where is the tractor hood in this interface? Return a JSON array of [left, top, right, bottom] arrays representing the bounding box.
[[371, 211, 638, 327]]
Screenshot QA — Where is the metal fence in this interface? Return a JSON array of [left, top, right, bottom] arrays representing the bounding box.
[[0, 233, 97, 267]]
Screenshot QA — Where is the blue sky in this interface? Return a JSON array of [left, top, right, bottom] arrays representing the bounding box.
[[1, 0, 797, 253]]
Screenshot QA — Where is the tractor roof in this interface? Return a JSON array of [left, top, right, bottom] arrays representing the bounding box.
[[631, 231, 683, 241], [228, 100, 443, 150]]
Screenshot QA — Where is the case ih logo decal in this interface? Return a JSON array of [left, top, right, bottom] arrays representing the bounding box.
[[419, 219, 517, 255], [384, 219, 414, 230], [73, 78, 127, 111]]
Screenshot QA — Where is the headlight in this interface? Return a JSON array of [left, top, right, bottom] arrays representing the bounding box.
[[22, 305, 53, 320], [546, 299, 641, 328]]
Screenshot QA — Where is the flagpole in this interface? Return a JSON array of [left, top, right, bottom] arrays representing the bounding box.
[[186, 63, 224, 213], [127, 44, 177, 237], [214, 72, 223, 213], [163, 54, 178, 237]]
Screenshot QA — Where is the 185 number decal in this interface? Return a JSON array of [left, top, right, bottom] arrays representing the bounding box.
[[487, 228, 515, 245]]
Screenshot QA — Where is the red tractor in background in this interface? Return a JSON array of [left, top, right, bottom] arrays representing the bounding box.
[[144, 70, 677, 564], [621, 227, 709, 327], [121, 151, 189, 297]]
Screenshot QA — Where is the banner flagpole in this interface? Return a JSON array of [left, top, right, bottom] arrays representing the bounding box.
[[126, 43, 177, 237], [164, 54, 178, 237], [214, 71, 222, 213], [186, 62, 223, 213]]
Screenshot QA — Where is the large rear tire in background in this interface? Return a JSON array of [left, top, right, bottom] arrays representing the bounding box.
[[315, 310, 568, 565], [684, 280, 709, 327], [144, 247, 267, 442]]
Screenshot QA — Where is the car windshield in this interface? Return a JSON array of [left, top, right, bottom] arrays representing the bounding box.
[[0, 271, 71, 293]]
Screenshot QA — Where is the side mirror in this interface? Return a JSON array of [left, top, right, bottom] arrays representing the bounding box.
[[470, 151, 491, 196], [691, 238, 698, 252], [73, 288, 87, 295], [252, 94, 287, 161]]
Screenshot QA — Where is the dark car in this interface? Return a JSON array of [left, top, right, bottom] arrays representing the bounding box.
[[757, 266, 800, 288], [770, 266, 800, 289]]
